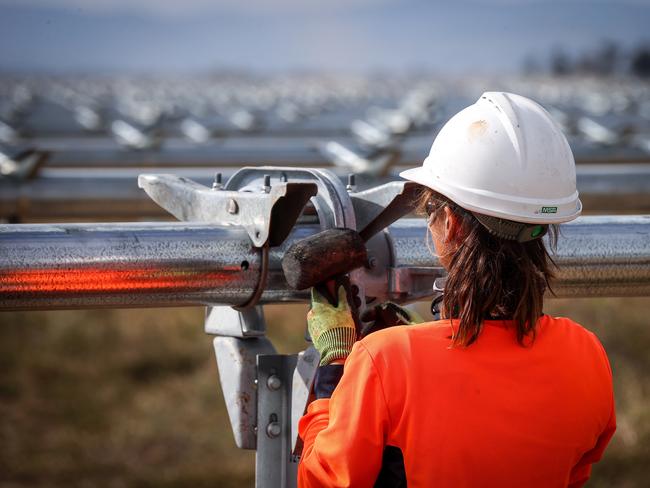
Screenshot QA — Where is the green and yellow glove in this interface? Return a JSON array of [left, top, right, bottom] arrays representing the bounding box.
[[307, 286, 357, 366]]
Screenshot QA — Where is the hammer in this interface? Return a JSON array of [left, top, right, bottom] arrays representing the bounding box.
[[282, 182, 420, 321], [281, 228, 367, 311]]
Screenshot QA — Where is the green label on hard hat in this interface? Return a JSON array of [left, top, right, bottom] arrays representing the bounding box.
[[541, 207, 558, 214]]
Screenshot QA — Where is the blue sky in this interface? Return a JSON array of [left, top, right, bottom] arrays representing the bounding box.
[[0, 0, 648, 74]]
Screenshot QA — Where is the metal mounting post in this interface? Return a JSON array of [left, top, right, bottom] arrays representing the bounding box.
[[256, 354, 299, 488]]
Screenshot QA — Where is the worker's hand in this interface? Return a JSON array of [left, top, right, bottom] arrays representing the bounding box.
[[308, 285, 357, 366], [360, 302, 423, 337]]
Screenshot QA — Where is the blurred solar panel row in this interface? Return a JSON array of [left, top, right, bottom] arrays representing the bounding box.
[[1, 74, 649, 221]]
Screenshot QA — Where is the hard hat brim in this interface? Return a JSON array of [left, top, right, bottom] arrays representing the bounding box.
[[399, 166, 582, 224], [398, 166, 432, 189]]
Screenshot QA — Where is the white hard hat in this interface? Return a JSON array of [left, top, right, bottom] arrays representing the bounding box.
[[400, 92, 582, 226]]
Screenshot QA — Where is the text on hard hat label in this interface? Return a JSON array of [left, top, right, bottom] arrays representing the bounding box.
[[541, 207, 558, 214]]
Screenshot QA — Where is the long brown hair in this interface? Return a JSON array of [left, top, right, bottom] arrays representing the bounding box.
[[416, 187, 558, 346]]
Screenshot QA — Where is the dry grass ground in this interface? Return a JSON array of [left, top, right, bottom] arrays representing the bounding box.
[[0, 297, 648, 487]]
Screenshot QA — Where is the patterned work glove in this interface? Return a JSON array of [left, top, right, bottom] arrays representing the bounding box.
[[360, 302, 423, 337], [307, 286, 357, 366]]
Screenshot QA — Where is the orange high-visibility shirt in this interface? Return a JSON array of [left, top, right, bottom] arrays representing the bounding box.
[[298, 316, 616, 487]]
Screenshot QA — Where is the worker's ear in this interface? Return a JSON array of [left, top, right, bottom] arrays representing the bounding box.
[[442, 206, 463, 244]]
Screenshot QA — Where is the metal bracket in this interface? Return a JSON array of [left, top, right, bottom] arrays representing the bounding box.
[[359, 230, 396, 303], [351, 180, 420, 241], [224, 167, 357, 231], [212, 336, 277, 450], [224, 166, 366, 310], [205, 305, 267, 337], [138, 173, 317, 247]]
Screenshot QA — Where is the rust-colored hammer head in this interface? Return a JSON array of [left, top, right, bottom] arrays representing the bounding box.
[[282, 228, 368, 290]]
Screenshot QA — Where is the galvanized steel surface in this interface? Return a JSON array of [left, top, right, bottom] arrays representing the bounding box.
[[551, 215, 650, 297], [390, 216, 650, 298], [1, 216, 649, 311], [0, 222, 261, 309]]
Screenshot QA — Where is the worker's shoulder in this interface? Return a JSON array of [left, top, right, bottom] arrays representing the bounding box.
[[539, 314, 610, 363], [540, 314, 603, 344]]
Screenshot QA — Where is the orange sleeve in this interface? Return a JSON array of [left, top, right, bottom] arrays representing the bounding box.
[[298, 341, 390, 488], [568, 398, 616, 487], [568, 336, 617, 488]]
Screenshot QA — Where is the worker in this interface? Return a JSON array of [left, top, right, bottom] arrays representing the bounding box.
[[298, 92, 616, 487]]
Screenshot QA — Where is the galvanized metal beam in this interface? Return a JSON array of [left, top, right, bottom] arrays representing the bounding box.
[[390, 216, 650, 298], [1, 216, 649, 311], [0, 222, 265, 310]]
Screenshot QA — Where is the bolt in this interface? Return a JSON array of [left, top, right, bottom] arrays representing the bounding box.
[[227, 199, 239, 215], [367, 256, 377, 269], [303, 351, 315, 364], [212, 172, 223, 190], [263, 174, 271, 193], [346, 173, 357, 192], [280, 172, 288, 182], [266, 374, 282, 391], [266, 421, 281, 438]]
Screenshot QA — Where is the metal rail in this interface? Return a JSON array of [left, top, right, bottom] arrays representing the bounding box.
[[29, 136, 650, 168], [1, 216, 649, 311], [390, 216, 650, 298], [2, 164, 650, 221], [0, 222, 264, 309]]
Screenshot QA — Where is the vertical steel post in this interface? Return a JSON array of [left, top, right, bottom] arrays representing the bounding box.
[[256, 354, 300, 488]]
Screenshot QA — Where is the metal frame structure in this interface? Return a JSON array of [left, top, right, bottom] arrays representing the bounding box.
[[1, 167, 650, 487]]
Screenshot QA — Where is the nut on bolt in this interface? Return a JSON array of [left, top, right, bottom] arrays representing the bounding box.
[[266, 421, 281, 438], [266, 413, 281, 438], [346, 173, 357, 192], [267, 374, 282, 391], [263, 174, 271, 193], [212, 172, 223, 190]]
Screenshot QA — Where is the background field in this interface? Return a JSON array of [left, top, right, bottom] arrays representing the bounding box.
[[1, 296, 648, 487]]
